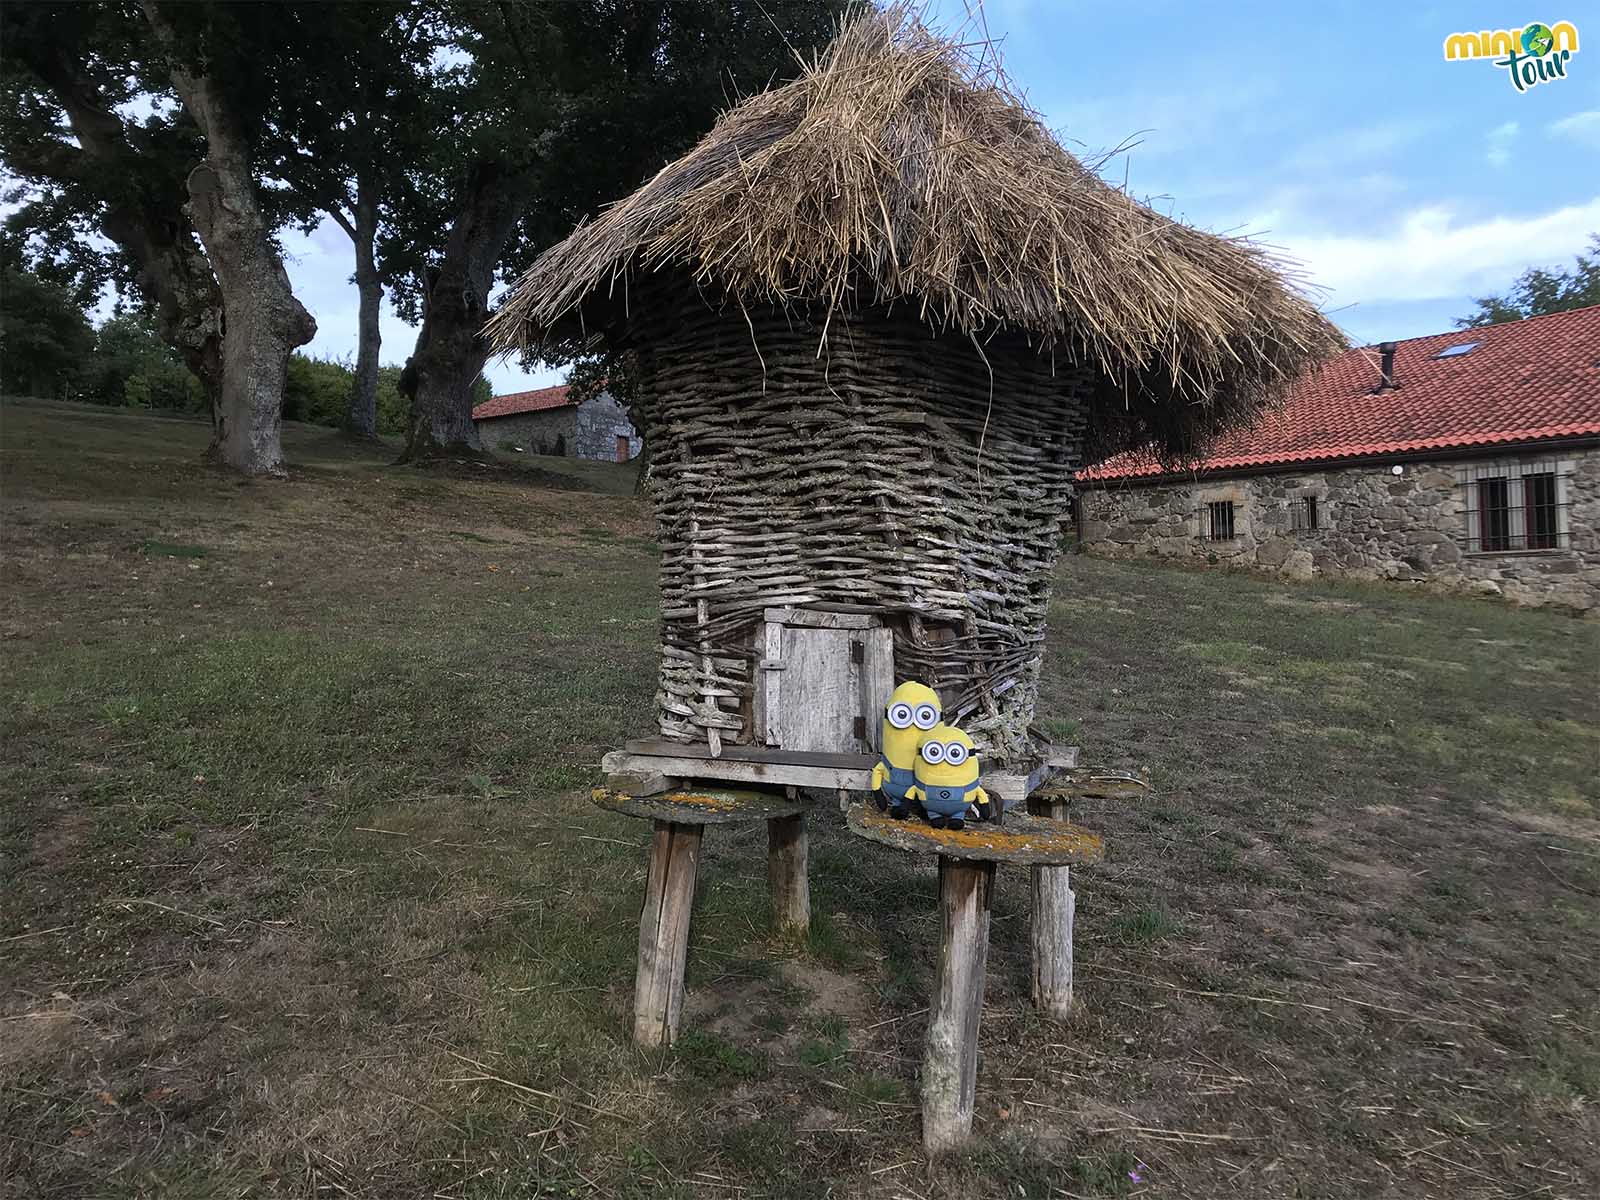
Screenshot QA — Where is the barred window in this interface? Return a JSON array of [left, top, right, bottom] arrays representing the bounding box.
[[1477, 477, 1511, 551], [1525, 472, 1559, 549], [1457, 458, 1571, 553], [1291, 495, 1320, 532], [1206, 500, 1236, 541]]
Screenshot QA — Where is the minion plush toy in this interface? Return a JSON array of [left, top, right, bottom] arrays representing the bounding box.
[[870, 682, 941, 818], [908, 724, 989, 829]]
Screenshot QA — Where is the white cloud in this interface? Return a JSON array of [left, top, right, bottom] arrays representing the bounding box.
[[1484, 120, 1519, 167], [1549, 110, 1600, 150], [1259, 197, 1600, 305]]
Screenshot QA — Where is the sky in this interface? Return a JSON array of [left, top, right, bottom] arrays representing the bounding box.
[[280, 1, 1600, 396]]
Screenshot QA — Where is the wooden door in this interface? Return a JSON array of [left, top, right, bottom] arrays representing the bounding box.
[[615, 434, 630, 463], [754, 609, 892, 754]]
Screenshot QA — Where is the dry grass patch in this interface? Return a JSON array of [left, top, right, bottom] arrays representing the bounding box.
[[3, 399, 1598, 1198]]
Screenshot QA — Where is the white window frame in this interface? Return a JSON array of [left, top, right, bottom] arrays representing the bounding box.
[[1289, 491, 1326, 534], [1193, 484, 1247, 543], [1455, 455, 1573, 554]]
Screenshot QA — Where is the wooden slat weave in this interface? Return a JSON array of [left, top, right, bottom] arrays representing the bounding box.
[[627, 280, 1089, 766]]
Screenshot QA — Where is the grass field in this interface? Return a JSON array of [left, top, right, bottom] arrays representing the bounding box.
[[3, 397, 1597, 1199]]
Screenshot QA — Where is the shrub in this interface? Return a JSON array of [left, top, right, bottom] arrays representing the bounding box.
[[283, 354, 353, 427], [81, 314, 203, 412]]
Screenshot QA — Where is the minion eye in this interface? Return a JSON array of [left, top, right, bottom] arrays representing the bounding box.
[[920, 741, 946, 764], [887, 702, 913, 729], [913, 703, 939, 730], [945, 743, 968, 765]]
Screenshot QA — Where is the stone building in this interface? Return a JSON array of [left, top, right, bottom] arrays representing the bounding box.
[[471, 385, 641, 462], [1078, 305, 1600, 612]]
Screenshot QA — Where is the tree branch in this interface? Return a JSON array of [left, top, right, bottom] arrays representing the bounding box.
[[275, 144, 356, 236]]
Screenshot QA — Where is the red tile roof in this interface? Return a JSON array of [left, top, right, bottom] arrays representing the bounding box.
[[1080, 305, 1600, 483], [472, 384, 574, 421]]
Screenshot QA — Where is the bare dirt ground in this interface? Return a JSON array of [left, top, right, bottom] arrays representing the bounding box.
[[3, 398, 1597, 1199]]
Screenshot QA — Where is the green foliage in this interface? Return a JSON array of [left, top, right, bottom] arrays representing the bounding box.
[[82, 313, 203, 412], [1070, 1149, 1144, 1195], [375, 365, 409, 436], [1110, 905, 1179, 945], [0, 3, 183, 305], [1457, 234, 1600, 327], [798, 1016, 849, 1068], [284, 354, 354, 427], [0, 263, 95, 396], [281, 356, 485, 435], [673, 1029, 764, 1081]]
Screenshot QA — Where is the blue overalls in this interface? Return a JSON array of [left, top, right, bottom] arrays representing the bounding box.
[[919, 779, 979, 822], [877, 757, 917, 812]]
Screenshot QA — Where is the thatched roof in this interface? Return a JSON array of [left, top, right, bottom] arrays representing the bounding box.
[[487, 7, 1344, 459]]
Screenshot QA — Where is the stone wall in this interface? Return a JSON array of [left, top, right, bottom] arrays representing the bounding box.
[[478, 408, 577, 456], [477, 392, 640, 461], [572, 392, 641, 461], [1079, 445, 1600, 612]]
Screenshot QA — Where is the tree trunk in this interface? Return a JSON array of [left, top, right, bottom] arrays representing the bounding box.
[[347, 175, 381, 439], [133, 217, 225, 441], [143, 1, 315, 477], [923, 857, 996, 1154], [399, 162, 529, 463], [181, 160, 314, 475], [14, 40, 225, 431]]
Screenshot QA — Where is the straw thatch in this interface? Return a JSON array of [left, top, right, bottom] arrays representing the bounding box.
[[487, 6, 1343, 460]]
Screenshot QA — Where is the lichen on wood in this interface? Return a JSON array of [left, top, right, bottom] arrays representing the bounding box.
[[846, 803, 1103, 865], [592, 786, 811, 826]]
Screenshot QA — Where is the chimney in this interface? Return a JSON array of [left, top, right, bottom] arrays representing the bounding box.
[[1375, 341, 1398, 391]]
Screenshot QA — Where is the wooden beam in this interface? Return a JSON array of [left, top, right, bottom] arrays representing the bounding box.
[[1031, 767, 1151, 802], [633, 821, 702, 1047], [608, 742, 1063, 804], [767, 812, 810, 937], [763, 606, 882, 629], [620, 741, 874, 771], [603, 770, 674, 797], [922, 856, 995, 1154], [1027, 794, 1075, 1019], [606, 748, 873, 793]]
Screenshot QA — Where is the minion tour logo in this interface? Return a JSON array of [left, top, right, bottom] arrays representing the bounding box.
[[1443, 21, 1580, 92]]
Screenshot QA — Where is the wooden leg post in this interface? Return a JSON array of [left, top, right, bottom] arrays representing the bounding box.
[[767, 812, 810, 937], [922, 856, 996, 1154], [1028, 795, 1076, 1019], [634, 820, 703, 1047]]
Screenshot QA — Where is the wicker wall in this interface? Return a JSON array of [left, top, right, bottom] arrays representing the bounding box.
[[629, 286, 1090, 765]]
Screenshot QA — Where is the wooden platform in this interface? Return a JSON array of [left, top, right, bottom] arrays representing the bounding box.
[[1030, 767, 1151, 802], [846, 804, 1104, 866], [592, 786, 811, 826], [602, 740, 1081, 806], [592, 763, 1127, 1155]]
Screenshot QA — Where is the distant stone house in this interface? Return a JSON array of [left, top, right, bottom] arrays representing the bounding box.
[[1077, 305, 1600, 612], [471, 385, 641, 462]]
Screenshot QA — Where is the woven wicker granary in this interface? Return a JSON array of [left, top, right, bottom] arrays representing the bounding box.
[[626, 280, 1089, 763], [488, 10, 1344, 769]]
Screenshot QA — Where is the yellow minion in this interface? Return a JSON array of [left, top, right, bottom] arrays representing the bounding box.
[[869, 681, 941, 818], [907, 724, 989, 829]]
